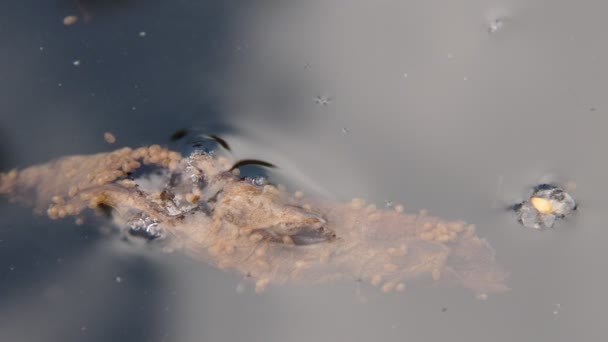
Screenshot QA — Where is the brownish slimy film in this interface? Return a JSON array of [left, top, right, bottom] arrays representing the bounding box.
[[0, 144, 508, 297]]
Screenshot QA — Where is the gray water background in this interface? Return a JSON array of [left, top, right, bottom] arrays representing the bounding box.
[[1, 1, 607, 341]]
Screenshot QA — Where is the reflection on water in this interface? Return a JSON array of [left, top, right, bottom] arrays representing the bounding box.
[[2, 0, 608, 341]]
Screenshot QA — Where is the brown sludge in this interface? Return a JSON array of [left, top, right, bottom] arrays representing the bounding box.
[[0, 145, 508, 297]]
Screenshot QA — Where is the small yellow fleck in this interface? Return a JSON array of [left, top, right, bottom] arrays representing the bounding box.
[[7, 169, 18, 180], [51, 196, 65, 205], [419, 232, 434, 241], [449, 222, 465, 233], [255, 278, 270, 294], [367, 212, 381, 221], [394, 204, 404, 213], [249, 233, 263, 243], [255, 247, 266, 257], [383, 263, 399, 273], [370, 274, 383, 286], [530, 197, 555, 214], [435, 223, 448, 235], [464, 224, 476, 238], [47, 207, 58, 219], [240, 227, 253, 236], [64, 204, 75, 215], [350, 198, 366, 209], [436, 234, 451, 243], [262, 185, 279, 196], [388, 245, 407, 257], [294, 191, 304, 199]]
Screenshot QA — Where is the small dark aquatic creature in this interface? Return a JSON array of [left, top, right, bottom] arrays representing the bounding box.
[[513, 184, 577, 230], [0, 143, 508, 297]]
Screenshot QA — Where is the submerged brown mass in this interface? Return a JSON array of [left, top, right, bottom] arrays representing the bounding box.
[[0, 145, 508, 297]]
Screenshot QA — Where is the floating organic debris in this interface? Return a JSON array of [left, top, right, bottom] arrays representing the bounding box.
[[0, 143, 508, 297], [513, 184, 577, 229], [63, 15, 78, 26], [104, 132, 116, 144]]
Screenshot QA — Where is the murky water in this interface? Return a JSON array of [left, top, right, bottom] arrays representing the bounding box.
[[1, 1, 607, 341]]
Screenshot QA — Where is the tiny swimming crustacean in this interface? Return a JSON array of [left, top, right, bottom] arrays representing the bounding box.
[[0, 143, 509, 297]]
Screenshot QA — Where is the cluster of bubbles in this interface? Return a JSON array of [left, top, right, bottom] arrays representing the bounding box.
[[127, 215, 163, 240]]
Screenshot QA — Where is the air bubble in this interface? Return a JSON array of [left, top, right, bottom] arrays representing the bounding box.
[[128, 216, 163, 239], [245, 176, 267, 187]]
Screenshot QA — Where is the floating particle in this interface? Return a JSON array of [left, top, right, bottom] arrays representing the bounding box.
[[384, 200, 393, 208], [553, 303, 562, 317], [314, 95, 332, 106], [115, 276, 123, 283], [0, 144, 510, 297], [403, 72, 408, 78], [73, 60, 81, 66], [63, 15, 78, 26], [488, 19, 505, 34], [103, 132, 116, 144], [513, 184, 577, 229], [341, 126, 350, 134], [139, 31, 147, 37]]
